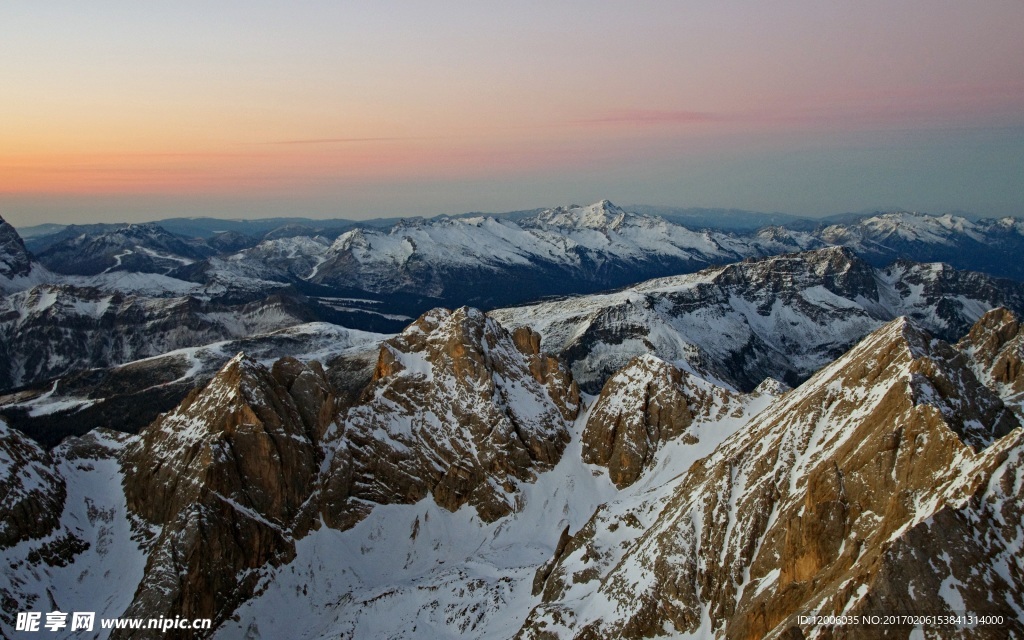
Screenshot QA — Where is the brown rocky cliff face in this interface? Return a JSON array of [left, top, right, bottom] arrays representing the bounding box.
[[836, 432, 1024, 639], [0, 420, 66, 550], [581, 354, 741, 488], [519, 317, 1024, 639], [321, 307, 577, 529], [117, 353, 332, 639], [512, 325, 581, 423], [958, 307, 1024, 403]]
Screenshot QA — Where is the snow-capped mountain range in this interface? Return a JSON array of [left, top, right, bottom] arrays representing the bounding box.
[[491, 246, 1024, 393], [3, 202, 1024, 638], [11, 201, 1024, 311]]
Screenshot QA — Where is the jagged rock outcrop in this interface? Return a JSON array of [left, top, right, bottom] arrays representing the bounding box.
[[118, 353, 333, 638], [321, 307, 579, 528], [0, 215, 33, 282], [958, 307, 1024, 407], [492, 247, 1024, 393], [0, 285, 312, 391], [581, 354, 743, 488], [0, 419, 65, 548], [520, 317, 1024, 639]]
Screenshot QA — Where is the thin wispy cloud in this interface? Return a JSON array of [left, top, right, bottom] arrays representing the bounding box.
[[578, 109, 720, 125], [264, 137, 418, 145]]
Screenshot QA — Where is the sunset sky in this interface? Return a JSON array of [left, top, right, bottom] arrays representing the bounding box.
[[2, 1, 1023, 225]]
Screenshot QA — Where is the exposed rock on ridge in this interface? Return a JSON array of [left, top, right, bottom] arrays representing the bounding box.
[[321, 307, 579, 528], [0, 419, 65, 549], [492, 247, 1024, 393], [0, 215, 33, 281], [520, 316, 1024, 639], [118, 353, 334, 638], [581, 354, 743, 488], [958, 307, 1024, 409]]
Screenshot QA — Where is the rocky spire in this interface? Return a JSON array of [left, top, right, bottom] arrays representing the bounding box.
[[958, 307, 1024, 403], [321, 307, 578, 528], [0, 214, 34, 280], [118, 353, 333, 637], [581, 354, 743, 488]]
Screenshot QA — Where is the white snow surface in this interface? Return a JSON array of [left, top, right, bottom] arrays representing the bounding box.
[[216, 379, 770, 640], [490, 250, 1000, 392], [0, 430, 148, 640]]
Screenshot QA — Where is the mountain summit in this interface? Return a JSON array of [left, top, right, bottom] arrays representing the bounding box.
[[522, 316, 1024, 638], [0, 215, 33, 281], [527, 200, 630, 229]]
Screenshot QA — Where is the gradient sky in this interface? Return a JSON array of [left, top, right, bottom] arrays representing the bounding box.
[[2, 1, 1023, 225]]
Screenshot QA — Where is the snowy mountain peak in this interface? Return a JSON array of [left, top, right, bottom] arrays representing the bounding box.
[[320, 306, 578, 528], [825, 210, 987, 247], [530, 200, 630, 230], [0, 215, 33, 280]]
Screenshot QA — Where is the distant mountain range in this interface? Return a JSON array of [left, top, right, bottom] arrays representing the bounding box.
[[9, 201, 1024, 314], [5, 202, 1024, 395]]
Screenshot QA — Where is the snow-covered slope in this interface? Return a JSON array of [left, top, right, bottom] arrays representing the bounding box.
[[0, 285, 317, 391], [491, 247, 1024, 393], [0, 427, 147, 638], [11, 204, 1024, 351], [520, 316, 1024, 638], [3, 309, 1024, 638], [7, 199, 1024, 639], [35, 223, 213, 276], [198, 201, 821, 307]]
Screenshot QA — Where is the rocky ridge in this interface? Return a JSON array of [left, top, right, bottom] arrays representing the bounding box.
[[958, 306, 1024, 410], [321, 307, 579, 528], [117, 353, 334, 637], [0, 216, 33, 282], [0, 306, 584, 637], [3, 263, 1024, 638], [35, 223, 213, 277], [580, 354, 745, 488], [0, 419, 66, 550], [520, 315, 1024, 639], [0, 285, 324, 392], [0, 215, 51, 295], [491, 246, 1024, 394]]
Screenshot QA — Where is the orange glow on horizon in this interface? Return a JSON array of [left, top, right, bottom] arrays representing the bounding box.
[[0, 134, 636, 196]]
